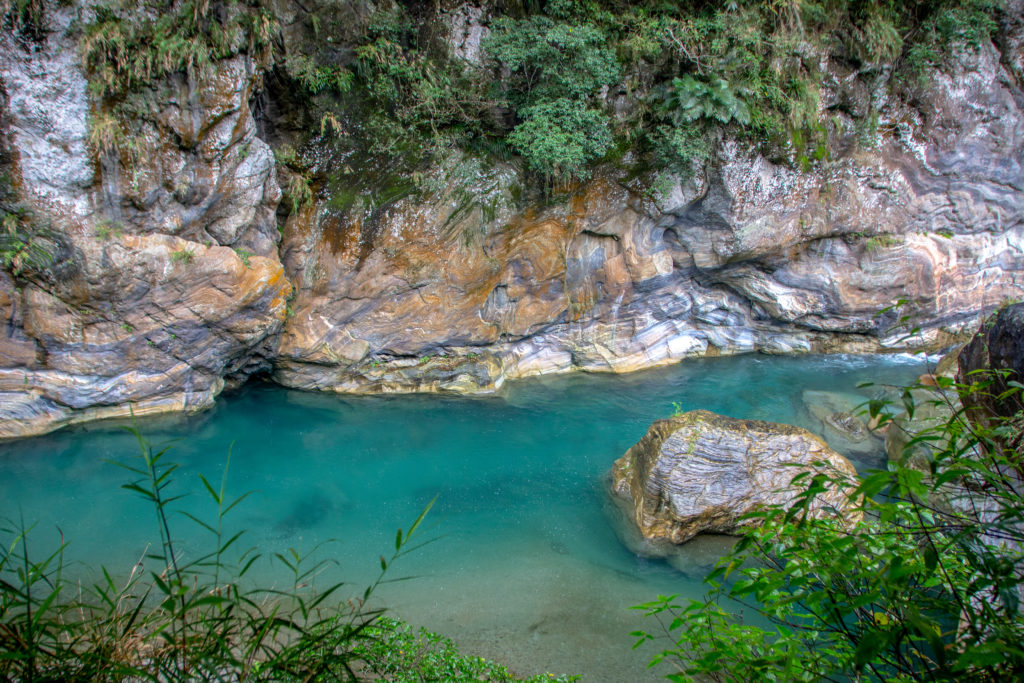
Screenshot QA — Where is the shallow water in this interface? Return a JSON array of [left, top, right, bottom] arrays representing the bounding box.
[[0, 353, 927, 681]]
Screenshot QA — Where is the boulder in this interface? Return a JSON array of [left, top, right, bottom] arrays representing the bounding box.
[[957, 303, 1024, 451], [610, 410, 859, 545]]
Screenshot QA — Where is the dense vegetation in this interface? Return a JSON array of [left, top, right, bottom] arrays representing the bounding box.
[[59, 0, 1008, 206], [632, 360, 1024, 681]]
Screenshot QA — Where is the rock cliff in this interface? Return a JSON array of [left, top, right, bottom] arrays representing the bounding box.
[[0, 5, 290, 438], [1, 1, 1023, 436], [274, 6, 1024, 394]]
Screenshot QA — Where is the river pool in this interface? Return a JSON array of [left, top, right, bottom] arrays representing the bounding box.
[[0, 353, 928, 680]]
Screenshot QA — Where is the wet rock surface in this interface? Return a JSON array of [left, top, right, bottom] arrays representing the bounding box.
[[609, 410, 859, 545], [956, 302, 1024, 454]]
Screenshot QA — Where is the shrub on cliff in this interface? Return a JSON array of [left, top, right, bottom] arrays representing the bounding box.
[[70, 0, 1008, 191], [508, 99, 612, 182], [632, 370, 1024, 681]]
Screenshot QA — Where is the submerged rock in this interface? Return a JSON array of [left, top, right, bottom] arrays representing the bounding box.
[[802, 390, 882, 459], [610, 410, 859, 545]]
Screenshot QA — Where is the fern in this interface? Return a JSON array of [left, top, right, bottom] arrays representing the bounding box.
[[659, 75, 753, 127]]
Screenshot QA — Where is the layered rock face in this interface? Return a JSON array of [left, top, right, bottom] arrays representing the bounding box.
[[0, 7, 290, 438], [1, 2, 1024, 437], [610, 410, 859, 544], [275, 35, 1024, 395]]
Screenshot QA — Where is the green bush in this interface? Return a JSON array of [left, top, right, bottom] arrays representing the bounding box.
[[657, 75, 753, 127], [483, 15, 619, 107], [508, 99, 612, 182], [0, 0, 44, 41], [353, 616, 578, 682], [72, 0, 1009, 195], [170, 247, 195, 264], [632, 372, 1024, 681], [80, 0, 280, 98]]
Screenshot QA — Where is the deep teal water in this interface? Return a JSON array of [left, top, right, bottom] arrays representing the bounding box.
[[0, 353, 927, 681]]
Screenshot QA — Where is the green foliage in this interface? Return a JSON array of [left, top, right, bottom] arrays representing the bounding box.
[[170, 247, 195, 264], [0, 174, 62, 278], [482, 11, 619, 181], [95, 220, 124, 241], [73, 0, 1008, 194], [234, 247, 252, 268], [284, 172, 313, 214], [79, 0, 280, 95], [865, 233, 903, 251], [0, 423, 437, 681], [353, 616, 579, 682], [648, 125, 711, 176], [903, 0, 1003, 81], [348, 6, 488, 143], [483, 15, 619, 107], [0, 0, 44, 41], [283, 53, 352, 96], [632, 373, 1024, 681], [508, 99, 612, 182], [658, 75, 753, 127]]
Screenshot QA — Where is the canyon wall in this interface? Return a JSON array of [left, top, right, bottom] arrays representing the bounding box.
[[1, 1, 1022, 437], [0, 5, 291, 437], [275, 25, 1024, 393]]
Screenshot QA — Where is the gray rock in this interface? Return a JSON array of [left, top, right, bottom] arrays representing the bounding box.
[[802, 390, 883, 459], [610, 410, 860, 545], [0, 20, 290, 437], [275, 34, 1024, 395], [0, 5, 93, 215]]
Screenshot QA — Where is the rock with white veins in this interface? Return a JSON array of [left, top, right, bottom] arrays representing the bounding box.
[[610, 410, 860, 545]]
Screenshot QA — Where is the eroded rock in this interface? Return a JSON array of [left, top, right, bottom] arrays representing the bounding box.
[[274, 37, 1024, 396], [610, 410, 859, 545], [0, 21, 290, 438], [802, 390, 882, 459], [956, 302, 1024, 455]]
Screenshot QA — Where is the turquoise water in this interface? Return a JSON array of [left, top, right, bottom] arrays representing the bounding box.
[[0, 353, 927, 681]]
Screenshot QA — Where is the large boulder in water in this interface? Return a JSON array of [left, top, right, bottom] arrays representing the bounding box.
[[610, 410, 860, 544]]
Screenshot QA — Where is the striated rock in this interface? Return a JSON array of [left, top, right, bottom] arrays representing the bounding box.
[[0, 236, 290, 438], [274, 34, 1024, 396], [0, 14, 290, 438], [2, 0, 1024, 437], [610, 410, 859, 545]]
